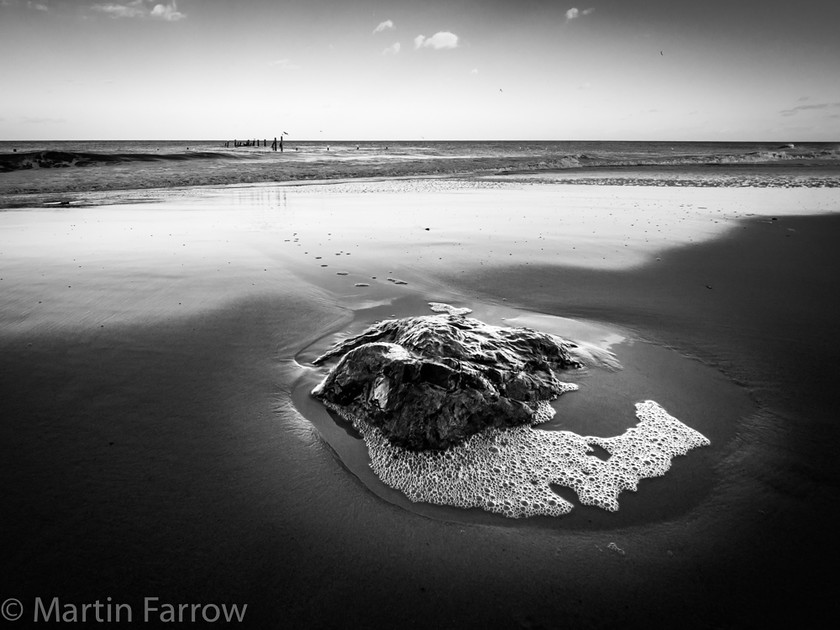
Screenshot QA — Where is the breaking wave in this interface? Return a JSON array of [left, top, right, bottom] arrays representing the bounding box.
[[0, 149, 237, 173]]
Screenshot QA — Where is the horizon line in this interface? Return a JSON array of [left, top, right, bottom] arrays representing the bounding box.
[[2, 138, 837, 144]]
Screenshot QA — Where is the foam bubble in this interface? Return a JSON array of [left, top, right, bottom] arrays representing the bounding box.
[[324, 399, 709, 518], [428, 302, 473, 316]]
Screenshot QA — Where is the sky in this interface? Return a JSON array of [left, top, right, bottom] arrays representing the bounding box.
[[1, 0, 839, 141]]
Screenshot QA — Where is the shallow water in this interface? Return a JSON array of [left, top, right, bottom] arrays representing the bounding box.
[[292, 296, 752, 529], [1, 139, 838, 207]]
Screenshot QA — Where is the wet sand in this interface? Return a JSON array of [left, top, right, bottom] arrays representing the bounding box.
[[1, 181, 839, 628]]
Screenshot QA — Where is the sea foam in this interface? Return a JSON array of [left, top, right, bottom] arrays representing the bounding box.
[[324, 398, 709, 519], [314, 304, 710, 518]]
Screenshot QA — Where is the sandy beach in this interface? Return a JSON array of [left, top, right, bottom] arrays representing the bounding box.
[[2, 180, 839, 628]]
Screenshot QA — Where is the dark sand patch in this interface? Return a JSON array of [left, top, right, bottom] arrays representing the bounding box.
[[0, 295, 354, 625], [433, 213, 840, 627]]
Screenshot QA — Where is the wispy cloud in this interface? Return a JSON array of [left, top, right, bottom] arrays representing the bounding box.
[[414, 32, 459, 50], [565, 7, 594, 22], [780, 102, 840, 116], [1, 0, 49, 8], [373, 19, 394, 34], [270, 58, 300, 70], [382, 42, 401, 55], [91, 1, 185, 21], [91, 1, 146, 19]]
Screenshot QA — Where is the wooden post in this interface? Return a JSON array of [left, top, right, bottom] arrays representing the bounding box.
[[280, 136, 284, 153]]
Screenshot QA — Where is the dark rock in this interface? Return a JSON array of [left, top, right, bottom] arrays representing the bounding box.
[[311, 314, 583, 451]]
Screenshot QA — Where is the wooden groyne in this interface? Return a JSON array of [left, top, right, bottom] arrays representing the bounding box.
[[224, 137, 284, 152]]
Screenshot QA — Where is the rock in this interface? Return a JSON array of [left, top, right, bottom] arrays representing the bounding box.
[[311, 313, 583, 450]]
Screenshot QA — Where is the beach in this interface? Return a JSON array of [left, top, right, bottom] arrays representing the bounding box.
[[2, 177, 840, 628]]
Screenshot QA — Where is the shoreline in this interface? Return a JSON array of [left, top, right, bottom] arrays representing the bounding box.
[[2, 181, 839, 627], [1, 155, 838, 208]]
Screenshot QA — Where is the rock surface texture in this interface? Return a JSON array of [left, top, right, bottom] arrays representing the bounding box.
[[312, 313, 583, 450]]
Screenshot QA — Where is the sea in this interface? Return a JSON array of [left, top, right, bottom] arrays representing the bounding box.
[[1, 139, 838, 207]]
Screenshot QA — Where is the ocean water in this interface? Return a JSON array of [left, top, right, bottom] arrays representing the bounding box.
[[1, 140, 838, 207]]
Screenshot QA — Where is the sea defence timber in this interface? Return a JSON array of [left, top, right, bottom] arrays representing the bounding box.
[[224, 137, 284, 152]]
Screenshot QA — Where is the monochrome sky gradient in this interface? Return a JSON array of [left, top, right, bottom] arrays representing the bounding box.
[[1, 0, 838, 140]]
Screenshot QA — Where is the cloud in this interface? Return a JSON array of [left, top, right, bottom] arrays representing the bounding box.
[[270, 58, 300, 70], [565, 7, 594, 21], [151, 2, 185, 21], [1, 0, 48, 8], [90, 1, 185, 21], [414, 31, 459, 50], [91, 1, 146, 19], [373, 19, 394, 34], [780, 102, 840, 117], [382, 42, 401, 55]]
